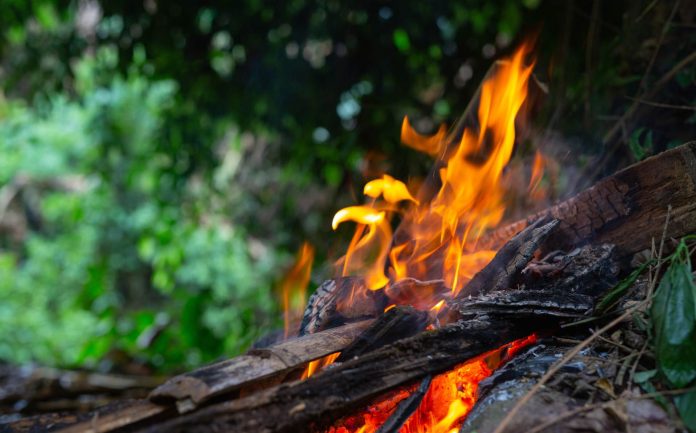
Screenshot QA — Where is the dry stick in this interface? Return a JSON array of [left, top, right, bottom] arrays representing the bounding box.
[[625, 96, 696, 111], [491, 207, 673, 433], [628, 340, 650, 388], [636, 0, 681, 94]]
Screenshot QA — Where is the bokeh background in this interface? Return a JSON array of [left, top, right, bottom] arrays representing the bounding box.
[[0, 0, 694, 374]]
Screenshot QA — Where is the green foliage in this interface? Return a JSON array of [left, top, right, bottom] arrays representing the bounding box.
[[651, 240, 696, 388], [0, 48, 281, 371], [628, 128, 654, 161], [676, 389, 696, 432], [595, 259, 653, 314]]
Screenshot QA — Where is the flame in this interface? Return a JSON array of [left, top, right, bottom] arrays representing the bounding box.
[[302, 352, 341, 379], [364, 175, 419, 205], [321, 334, 538, 433], [308, 41, 538, 433], [279, 242, 315, 339], [332, 205, 396, 290], [401, 116, 448, 157], [391, 42, 534, 296], [332, 41, 534, 299]]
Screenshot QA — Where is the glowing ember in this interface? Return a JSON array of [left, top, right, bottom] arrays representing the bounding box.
[[279, 242, 315, 339], [321, 335, 538, 433]]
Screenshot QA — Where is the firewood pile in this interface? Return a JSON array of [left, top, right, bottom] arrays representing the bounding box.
[[2, 142, 695, 433]]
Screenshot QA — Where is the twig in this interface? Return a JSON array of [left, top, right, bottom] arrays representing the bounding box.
[[648, 205, 672, 298], [636, 0, 681, 93], [635, 0, 659, 22], [588, 51, 696, 180], [603, 51, 696, 146], [625, 96, 696, 111], [628, 340, 650, 389]]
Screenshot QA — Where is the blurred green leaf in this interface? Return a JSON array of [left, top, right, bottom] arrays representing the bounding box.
[[393, 29, 411, 53], [676, 389, 696, 432], [651, 242, 696, 388]]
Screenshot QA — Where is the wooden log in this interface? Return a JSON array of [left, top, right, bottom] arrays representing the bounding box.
[[137, 317, 534, 433], [8, 399, 170, 433], [148, 319, 372, 412], [336, 306, 430, 362], [461, 218, 559, 297], [474, 142, 696, 262]]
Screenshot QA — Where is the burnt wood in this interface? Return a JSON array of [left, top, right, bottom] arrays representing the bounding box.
[[336, 305, 430, 363], [461, 218, 559, 298], [474, 142, 696, 262], [375, 375, 433, 433], [149, 320, 372, 412], [452, 244, 620, 320], [137, 318, 531, 433], [299, 277, 387, 336]]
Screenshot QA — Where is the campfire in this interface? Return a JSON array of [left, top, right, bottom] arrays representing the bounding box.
[[26, 39, 696, 433], [292, 41, 538, 432]]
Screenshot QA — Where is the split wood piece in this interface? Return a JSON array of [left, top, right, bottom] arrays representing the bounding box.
[[336, 305, 430, 363], [520, 243, 620, 298], [149, 319, 372, 413], [461, 218, 559, 298], [136, 318, 535, 433], [474, 142, 696, 263], [299, 277, 387, 336], [375, 375, 432, 433], [452, 243, 619, 321]]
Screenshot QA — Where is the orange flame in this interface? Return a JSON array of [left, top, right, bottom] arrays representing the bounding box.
[[279, 242, 315, 339], [333, 41, 535, 299], [401, 116, 448, 157], [302, 352, 341, 379], [391, 42, 535, 296]]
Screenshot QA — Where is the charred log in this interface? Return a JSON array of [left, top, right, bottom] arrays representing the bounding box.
[[149, 320, 372, 412], [475, 142, 696, 263], [138, 317, 532, 433], [336, 306, 430, 363], [461, 218, 559, 298], [299, 277, 387, 336]]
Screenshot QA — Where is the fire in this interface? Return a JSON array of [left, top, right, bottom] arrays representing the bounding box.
[[302, 352, 341, 379], [278, 242, 315, 339], [333, 41, 535, 300], [401, 116, 447, 157], [322, 334, 538, 433], [299, 41, 540, 431]]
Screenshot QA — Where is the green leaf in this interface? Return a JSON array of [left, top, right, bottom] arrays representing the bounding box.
[[596, 260, 652, 313], [634, 369, 657, 384], [393, 29, 411, 53], [676, 389, 696, 432], [651, 253, 696, 387]]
